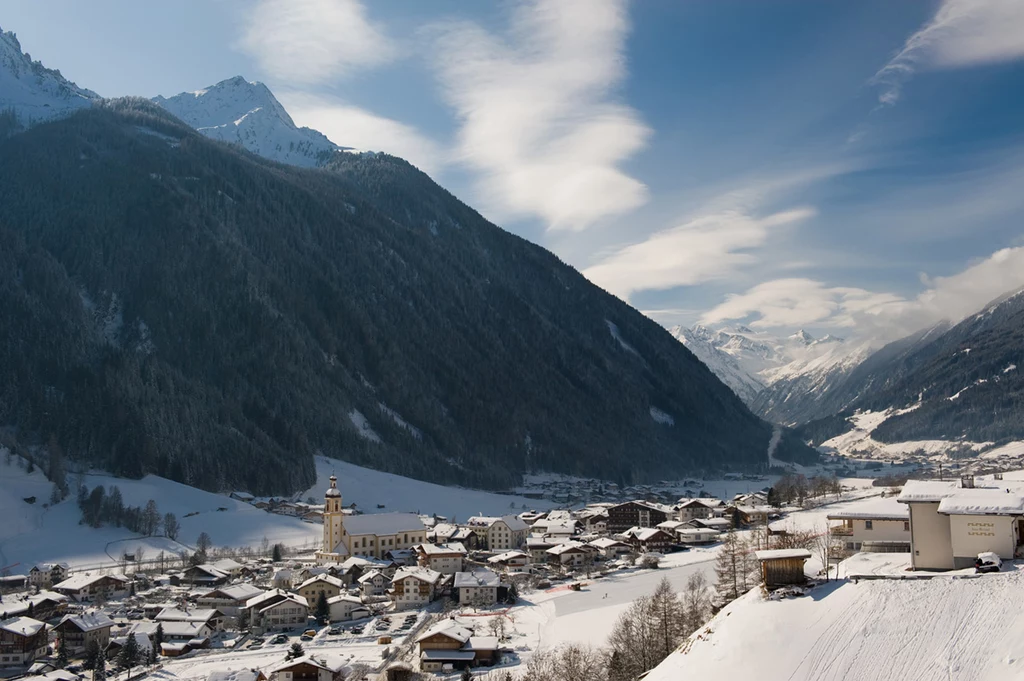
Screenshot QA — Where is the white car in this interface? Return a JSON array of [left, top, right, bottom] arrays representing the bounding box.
[[975, 552, 1002, 573]]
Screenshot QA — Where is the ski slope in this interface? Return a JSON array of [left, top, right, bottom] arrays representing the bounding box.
[[647, 568, 1024, 681]]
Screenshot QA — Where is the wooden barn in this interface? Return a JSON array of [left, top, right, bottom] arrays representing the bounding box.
[[754, 549, 812, 587]]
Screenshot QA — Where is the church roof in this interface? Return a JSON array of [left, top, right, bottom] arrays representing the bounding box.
[[344, 512, 425, 536]]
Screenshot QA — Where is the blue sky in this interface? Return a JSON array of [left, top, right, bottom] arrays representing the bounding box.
[[5, 0, 1024, 343]]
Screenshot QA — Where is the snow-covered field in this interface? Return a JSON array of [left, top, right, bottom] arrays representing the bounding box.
[[647, 566, 1024, 681], [820, 409, 996, 461]]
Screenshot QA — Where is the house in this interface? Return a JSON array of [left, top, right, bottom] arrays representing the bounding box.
[[416, 620, 499, 672], [196, 584, 265, 616], [357, 570, 391, 599], [181, 564, 230, 587], [295, 575, 346, 604], [898, 475, 1024, 570], [104, 633, 151, 661], [828, 496, 911, 553], [453, 570, 501, 606], [0, 617, 48, 668], [755, 549, 811, 587], [335, 556, 393, 586], [677, 528, 721, 545], [466, 516, 529, 551], [414, 543, 468, 575], [272, 569, 295, 589], [586, 537, 632, 560], [327, 595, 369, 623], [675, 499, 719, 523], [0, 575, 27, 592], [132, 620, 212, 643], [244, 590, 309, 633], [689, 517, 733, 532], [28, 564, 69, 590], [486, 551, 531, 572], [621, 527, 675, 553], [545, 541, 592, 567], [607, 501, 669, 534], [317, 476, 427, 563], [155, 607, 225, 632], [52, 574, 129, 603], [530, 519, 578, 540], [209, 670, 267, 681], [55, 612, 114, 654], [390, 567, 443, 610], [269, 656, 344, 681], [728, 504, 772, 527], [209, 558, 245, 577]]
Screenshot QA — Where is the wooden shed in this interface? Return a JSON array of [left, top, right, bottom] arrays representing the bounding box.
[[754, 549, 812, 587]]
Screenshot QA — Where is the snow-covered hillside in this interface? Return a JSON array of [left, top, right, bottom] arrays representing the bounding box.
[[154, 76, 348, 168], [0, 27, 98, 131], [647, 566, 1024, 681], [671, 324, 870, 411]]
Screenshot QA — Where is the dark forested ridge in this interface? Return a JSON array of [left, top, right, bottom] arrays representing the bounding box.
[[795, 290, 1024, 447], [0, 100, 815, 494]]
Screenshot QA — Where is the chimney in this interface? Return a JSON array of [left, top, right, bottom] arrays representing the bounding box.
[[961, 474, 975, 489]]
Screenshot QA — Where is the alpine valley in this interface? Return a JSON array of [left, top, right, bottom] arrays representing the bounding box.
[[0, 26, 816, 496]]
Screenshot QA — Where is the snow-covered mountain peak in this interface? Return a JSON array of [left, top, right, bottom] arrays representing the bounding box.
[[0, 26, 99, 132], [788, 329, 814, 345], [153, 76, 348, 168]]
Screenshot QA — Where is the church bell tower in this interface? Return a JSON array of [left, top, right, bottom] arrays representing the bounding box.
[[322, 474, 345, 557]]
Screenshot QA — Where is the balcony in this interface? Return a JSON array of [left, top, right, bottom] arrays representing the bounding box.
[[830, 525, 853, 536]]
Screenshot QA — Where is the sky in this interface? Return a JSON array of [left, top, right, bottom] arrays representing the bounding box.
[[4, 0, 1024, 345]]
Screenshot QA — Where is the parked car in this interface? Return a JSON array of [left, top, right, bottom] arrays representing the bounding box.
[[271, 634, 289, 644], [247, 641, 264, 649], [975, 552, 1002, 573], [302, 629, 318, 638], [300, 634, 314, 642], [328, 627, 342, 635]]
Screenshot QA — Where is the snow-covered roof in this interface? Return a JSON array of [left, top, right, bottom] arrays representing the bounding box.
[[679, 528, 721, 536], [937, 490, 1024, 516], [187, 564, 229, 579], [0, 616, 46, 637], [487, 551, 530, 563], [344, 512, 425, 536], [155, 608, 221, 623], [587, 537, 630, 549], [416, 619, 471, 644], [896, 480, 961, 503], [326, 594, 364, 606], [453, 570, 500, 589], [59, 611, 114, 632], [755, 549, 812, 561], [827, 497, 909, 521], [269, 655, 342, 674], [245, 588, 306, 609], [200, 583, 264, 601], [296, 574, 345, 590], [421, 649, 475, 661], [133, 620, 207, 638], [392, 566, 442, 584], [208, 670, 263, 681], [53, 573, 128, 591], [469, 636, 499, 651], [209, 558, 244, 572], [357, 569, 389, 584], [621, 527, 670, 542], [416, 542, 468, 556], [546, 541, 587, 555]]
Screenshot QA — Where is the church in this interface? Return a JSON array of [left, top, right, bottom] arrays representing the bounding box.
[[316, 475, 428, 564]]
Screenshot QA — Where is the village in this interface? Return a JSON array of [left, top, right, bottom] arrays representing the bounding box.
[[3, 465, 1024, 681]]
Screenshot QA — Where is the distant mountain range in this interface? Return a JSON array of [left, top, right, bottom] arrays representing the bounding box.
[[0, 30, 816, 494]]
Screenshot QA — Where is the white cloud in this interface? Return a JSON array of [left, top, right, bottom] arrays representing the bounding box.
[[277, 92, 442, 176], [872, 0, 1024, 105], [583, 207, 817, 300], [701, 246, 1024, 342], [238, 0, 398, 85], [428, 0, 650, 231]]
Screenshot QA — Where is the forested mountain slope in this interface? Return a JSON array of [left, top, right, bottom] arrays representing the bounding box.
[[0, 100, 814, 494]]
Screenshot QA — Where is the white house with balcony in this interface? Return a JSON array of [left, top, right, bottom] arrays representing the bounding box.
[[827, 496, 911, 553]]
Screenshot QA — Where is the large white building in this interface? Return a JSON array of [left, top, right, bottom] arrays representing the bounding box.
[[898, 475, 1024, 570], [316, 475, 427, 563], [827, 496, 910, 553]]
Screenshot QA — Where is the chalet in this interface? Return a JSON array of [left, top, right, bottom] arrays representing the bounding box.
[[675, 499, 719, 522], [898, 476, 1024, 570], [336, 556, 393, 585], [828, 496, 911, 553], [295, 575, 346, 603], [0, 617, 48, 668], [586, 537, 632, 560], [390, 567, 443, 611], [209, 558, 245, 577], [55, 612, 114, 654], [453, 570, 500, 606], [182, 564, 230, 587], [727, 504, 772, 527], [229, 491, 255, 503], [545, 541, 593, 567], [269, 656, 344, 681], [607, 501, 669, 534], [689, 517, 733, 532], [196, 584, 265, 616], [209, 670, 267, 681], [52, 574, 129, 603], [414, 543, 468, 574], [327, 595, 369, 622], [621, 527, 675, 553], [530, 518, 578, 540], [525, 536, 559, 563], [755, 549, 811, 587], [104, 633, 151, 661], [272, 569, 295, 589], [357, 570, 391, 598], [465, 516, 529, 551], [28, 564, 69, 590], [677, 528, 721, 545], [132, 620, 212, 643], [244, 590, 309, 633], [656, 520, 687, 534], [155, 607, 225, 632], [486, 551, 531, 572], [415, 620, 499, 673], [385, 549, 417, 566]]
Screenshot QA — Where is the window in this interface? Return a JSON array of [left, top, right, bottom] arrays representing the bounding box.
[[904, 521, 910, 531], [864, 520, 873, 530]]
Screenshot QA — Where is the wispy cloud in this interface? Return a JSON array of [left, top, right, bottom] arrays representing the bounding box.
[[872, 0, 1024, 105], [701, 246, 1024, 342], [277, 92, 442, 176], [428, 0, 650, 231], [238, 0, 398, 85], [584, 207, 817, 300]]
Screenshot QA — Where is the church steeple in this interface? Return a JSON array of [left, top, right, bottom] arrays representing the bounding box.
[[322, 474, 345, 558]]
